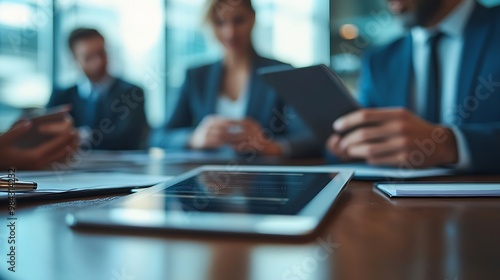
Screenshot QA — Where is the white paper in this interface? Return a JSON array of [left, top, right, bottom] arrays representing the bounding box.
[[1, 171, 172, 199], [24, 172, 172, 191]]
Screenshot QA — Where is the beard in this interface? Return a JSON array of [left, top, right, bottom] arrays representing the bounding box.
[[396, 0, 444, 28]]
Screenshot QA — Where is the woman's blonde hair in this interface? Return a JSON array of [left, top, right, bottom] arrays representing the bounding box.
[[204, 0, 255, 24]]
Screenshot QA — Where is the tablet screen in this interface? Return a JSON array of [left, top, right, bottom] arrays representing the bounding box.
[[130, 171, 337, 215]]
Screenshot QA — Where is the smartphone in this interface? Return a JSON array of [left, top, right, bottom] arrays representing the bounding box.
[[15, 105, 71, 149]]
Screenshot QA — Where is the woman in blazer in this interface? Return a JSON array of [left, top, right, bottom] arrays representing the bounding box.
[[151, 0, 321, 157]]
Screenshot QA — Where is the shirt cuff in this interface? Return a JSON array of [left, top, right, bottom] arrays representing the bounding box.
[[448, 126, 472, 170]]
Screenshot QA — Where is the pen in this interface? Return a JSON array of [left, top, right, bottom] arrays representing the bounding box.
[[0, 179, 37, 192]]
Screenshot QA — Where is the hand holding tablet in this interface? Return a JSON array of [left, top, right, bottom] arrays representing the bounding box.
[[259, 64, 360, 143]]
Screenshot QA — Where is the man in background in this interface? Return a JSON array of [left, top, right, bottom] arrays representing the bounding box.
[[48, 28, 148, 150], [327, 0, 500, 173]]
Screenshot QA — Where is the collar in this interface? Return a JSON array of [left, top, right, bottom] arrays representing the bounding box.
[[411, 0, 475, 43], [77, 75, 115, 99]]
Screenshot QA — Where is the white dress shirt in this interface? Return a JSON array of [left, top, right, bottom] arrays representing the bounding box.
[[411, 0, 475, 169], [215, 89, 249, 120], [77, 75, 115, 100], [77, 75, 115, 141]]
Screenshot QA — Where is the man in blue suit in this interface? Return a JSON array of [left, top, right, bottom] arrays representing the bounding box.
[[327, 0, 500, 173], [48, 28, 148, 150]]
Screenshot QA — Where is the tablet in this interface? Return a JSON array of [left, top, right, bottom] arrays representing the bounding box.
[[259, 64, 360, 142], [67, 166, 353, 238]]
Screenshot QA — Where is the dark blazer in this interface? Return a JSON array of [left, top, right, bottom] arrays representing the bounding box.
[[150, 54, 322, 157], [356, 3, 500, 173], [48, 78, 148, 150]]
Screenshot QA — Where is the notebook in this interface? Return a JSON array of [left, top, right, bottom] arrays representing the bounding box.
[[327, 163, 455, 180], [376, 182, 500, 197]]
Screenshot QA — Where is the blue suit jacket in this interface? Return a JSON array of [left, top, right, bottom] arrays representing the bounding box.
[[150, 54, 322, 157], [48, 78, 149, 150], [358, 3, 500, 173]]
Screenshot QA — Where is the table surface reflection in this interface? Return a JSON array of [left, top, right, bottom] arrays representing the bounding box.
[[1, 157, 499, 280]]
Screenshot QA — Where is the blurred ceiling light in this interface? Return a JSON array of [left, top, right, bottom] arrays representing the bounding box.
[[339, 23, 359, 40], [0, 2, 33, 28]]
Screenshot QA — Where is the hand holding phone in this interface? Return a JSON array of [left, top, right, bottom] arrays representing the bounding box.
[[0, 105, 79, 170], [15, 105, 73, 148]]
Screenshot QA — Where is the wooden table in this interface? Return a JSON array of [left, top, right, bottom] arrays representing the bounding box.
[[1, 158, 499, 280]]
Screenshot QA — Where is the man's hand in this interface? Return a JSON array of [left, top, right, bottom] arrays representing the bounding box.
[[326, 108, 459, 168], [0, 115, 79, 170]]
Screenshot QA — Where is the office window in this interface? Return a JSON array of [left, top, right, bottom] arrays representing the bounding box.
[[0, 0, 53, 108]]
